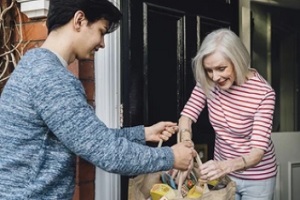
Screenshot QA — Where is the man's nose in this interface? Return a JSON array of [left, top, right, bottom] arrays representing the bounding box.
[[100, 40, 105, 48]]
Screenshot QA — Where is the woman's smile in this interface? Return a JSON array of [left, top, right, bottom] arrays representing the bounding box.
[[203, 51, 236, 90]]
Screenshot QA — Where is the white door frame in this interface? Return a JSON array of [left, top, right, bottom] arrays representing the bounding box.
[[94, 2, 121, 198]]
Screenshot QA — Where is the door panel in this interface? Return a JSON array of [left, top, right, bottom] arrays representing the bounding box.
[[145, 4, 184, 127], [121, 1, 238, 199]]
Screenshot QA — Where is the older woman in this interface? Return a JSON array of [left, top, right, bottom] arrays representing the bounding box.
[[179, 28, 277, 200]]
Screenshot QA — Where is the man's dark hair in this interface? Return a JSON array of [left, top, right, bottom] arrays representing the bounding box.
[[46, 0, 122, 34]]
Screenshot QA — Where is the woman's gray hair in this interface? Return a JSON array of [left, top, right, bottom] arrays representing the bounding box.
[[192, 28, 250, 97]]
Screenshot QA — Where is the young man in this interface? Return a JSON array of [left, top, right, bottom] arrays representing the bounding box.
[[0, 0, 196, 199]]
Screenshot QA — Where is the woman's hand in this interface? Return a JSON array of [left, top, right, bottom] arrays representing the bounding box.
[[199, 148, 264, 181], [145, 121, 178, 142], [199, 160, 231, 182]]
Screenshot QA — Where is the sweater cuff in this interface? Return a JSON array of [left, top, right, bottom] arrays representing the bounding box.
[[158, 146, 174, 170]]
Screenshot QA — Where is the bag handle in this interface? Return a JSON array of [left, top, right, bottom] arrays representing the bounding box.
[[176, 130, 210, 196], [173, 154, 210, 199], [158, 131, 210, 198], [194, 154, 210, 193], [158, 139, 163, 148]]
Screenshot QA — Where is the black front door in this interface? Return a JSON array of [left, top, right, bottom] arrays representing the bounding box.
[[121, 0, 238, 199]]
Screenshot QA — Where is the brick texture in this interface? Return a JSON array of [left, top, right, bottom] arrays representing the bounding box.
[[7, 2, 96, 200]]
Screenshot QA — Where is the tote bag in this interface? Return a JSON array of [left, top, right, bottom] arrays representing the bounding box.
[[128, 136, 236, 200]]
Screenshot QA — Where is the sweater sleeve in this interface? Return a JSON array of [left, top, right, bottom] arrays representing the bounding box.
[[112, 126, 147, 144], [30, 64, 174, 176], [181, 84, 207, 122]]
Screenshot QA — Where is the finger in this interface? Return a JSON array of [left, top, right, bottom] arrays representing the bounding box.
[[160, 135, 168, 141], [200, 160, 213, 170], [192, 149, 197, 157], [162, 130, 172, 136], [164, 126, 178, 134], [163, 121, 177, 128], [199, 165, 211, 175], [207, 172, 218, 181], [201, 171, 213, 181], [198, 178, 208, 184], [199, 174, 207, 180], [172, 125, 179, 132], [184, 140, 194, 148], [203, 164, 221, 181], [161, 131, 173, 140]]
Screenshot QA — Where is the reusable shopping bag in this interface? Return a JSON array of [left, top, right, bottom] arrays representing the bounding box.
[[128, 134, 236, 200]]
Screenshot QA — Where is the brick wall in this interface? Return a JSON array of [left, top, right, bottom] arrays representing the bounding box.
[[10, 2, 96, 200]]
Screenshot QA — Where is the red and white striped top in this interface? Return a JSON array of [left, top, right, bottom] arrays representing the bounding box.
[[181, 71, 277, 180]]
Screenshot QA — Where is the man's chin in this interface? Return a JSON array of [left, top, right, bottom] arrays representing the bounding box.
[[79, 54, 95, 60]]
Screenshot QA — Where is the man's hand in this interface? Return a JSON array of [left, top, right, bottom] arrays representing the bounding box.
[[145, 121, 178, 142], [171, 141, 197, 170]]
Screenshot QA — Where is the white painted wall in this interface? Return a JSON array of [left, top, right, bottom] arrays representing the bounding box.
[[239, 0, 251, 53], [271, 132, 300, 200]]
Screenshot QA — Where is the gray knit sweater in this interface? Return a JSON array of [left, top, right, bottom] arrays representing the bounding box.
[[0, 48, 174, 199]]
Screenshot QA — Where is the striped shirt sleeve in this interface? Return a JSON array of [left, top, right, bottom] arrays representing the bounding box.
[[181, 85, 207, 122], [251, 90, 275, 150]]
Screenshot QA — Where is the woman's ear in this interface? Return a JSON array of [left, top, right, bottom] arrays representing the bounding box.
[[73, 10, 86, 31]]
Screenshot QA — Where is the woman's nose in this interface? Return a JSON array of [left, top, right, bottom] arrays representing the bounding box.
[[212, 71, 220, 81]]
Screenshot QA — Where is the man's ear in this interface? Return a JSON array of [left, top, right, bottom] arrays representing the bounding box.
[[73, 10, 86, 31]]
